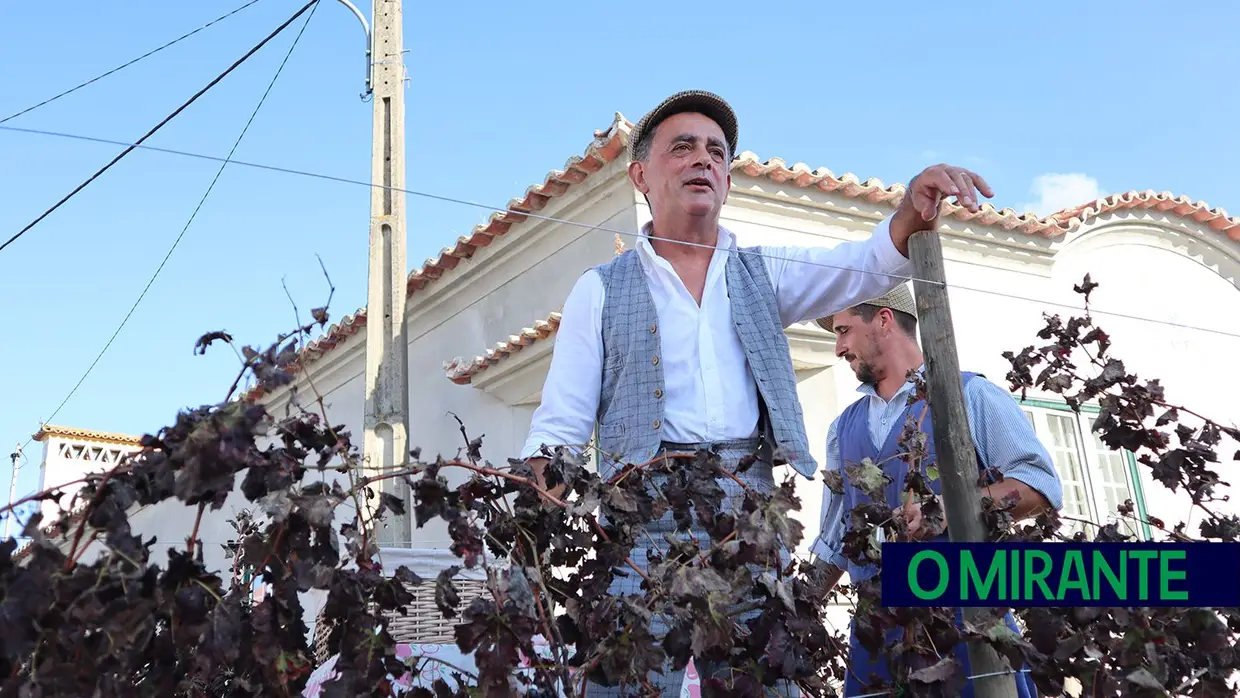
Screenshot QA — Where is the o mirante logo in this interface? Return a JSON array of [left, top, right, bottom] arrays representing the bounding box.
[[881, 542, 1240, 607]]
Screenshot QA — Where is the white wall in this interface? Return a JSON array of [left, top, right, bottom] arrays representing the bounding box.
[[56, 444, 357, 640], [1049, 223, 1240, 532], [35, 437, 138, 526]]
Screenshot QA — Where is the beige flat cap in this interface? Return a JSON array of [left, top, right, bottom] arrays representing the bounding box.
[[815, 283, 918, 331]]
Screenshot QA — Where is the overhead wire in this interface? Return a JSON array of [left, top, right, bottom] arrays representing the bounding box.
[[21, 1, 324, 454], [0, 0, 266, 125], [0, 0, 319, 255], [4, 122, 1238, 342]]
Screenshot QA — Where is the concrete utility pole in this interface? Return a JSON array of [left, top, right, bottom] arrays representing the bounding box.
[[335, 0, 412, 547], [363, 0, 412, 548], [908, 227, 1019, 698]]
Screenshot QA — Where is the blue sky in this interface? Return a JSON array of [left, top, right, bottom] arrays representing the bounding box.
[[1, 1, 1237, 509]]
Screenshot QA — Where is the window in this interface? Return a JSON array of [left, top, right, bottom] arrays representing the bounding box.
[[1017, 399, 1151, 540]]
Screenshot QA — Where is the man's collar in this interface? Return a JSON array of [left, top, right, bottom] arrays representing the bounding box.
[[635, 221, 737, 262], [855, 363, 928, 398]]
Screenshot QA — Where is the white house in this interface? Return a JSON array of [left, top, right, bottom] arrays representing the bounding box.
[[19, 424, 254, 576], [28, 425, 143, 528], [16, 421, 335, 639], [18, 111, 1240, 673]]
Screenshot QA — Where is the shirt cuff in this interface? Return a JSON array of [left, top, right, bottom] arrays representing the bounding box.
[[520, 436, 587, 461], [999, 465, 1064, 511], [871, 214, 911, 269], [518, 438, 548, 461], [809, 534, 848, 570], [520, 436, 552, 460]]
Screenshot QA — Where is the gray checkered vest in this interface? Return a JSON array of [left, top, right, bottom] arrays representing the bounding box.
[[591, 247, 817, 479]]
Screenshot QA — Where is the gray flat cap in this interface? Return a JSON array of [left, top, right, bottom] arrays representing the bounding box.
[[628, 90, 739, 162]]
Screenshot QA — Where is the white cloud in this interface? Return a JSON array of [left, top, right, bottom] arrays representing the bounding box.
[[1019, 173, 1106, 216]]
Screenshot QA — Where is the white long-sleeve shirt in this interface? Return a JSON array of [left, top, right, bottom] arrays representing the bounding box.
[[520, 216, 911, 459]]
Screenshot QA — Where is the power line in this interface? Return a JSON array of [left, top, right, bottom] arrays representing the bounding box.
[[0, 0, 319, 255], [0, 0, 266, 125], [27, 2, 323, 444], [5, 121, 1238, 342]]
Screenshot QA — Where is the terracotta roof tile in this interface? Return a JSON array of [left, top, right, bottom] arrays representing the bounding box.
[[729, 153, 1063, 237], [1050, 190, 1240, 241], [443, 312, 562, 385], [242, 308, 368, 402], [33, 424, 142, 446]]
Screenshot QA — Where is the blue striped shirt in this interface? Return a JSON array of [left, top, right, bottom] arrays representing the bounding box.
[[810, 366, 1064, 569]]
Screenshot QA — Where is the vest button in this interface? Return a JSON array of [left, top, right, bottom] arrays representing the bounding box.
[[652, 355, 660, 366], [653, 419, 661, 429], [654, 388, 663, 398], [650, 323, 658, 334]]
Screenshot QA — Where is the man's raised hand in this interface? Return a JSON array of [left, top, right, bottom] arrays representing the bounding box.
[[910, 163, 994, 219], [890, 163, 995, 252]]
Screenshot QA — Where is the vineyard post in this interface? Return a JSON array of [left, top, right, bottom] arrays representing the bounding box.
[[908, 226, 1020, 698]]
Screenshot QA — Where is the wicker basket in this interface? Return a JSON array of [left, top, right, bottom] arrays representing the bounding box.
[[312, 578, 490, 662]]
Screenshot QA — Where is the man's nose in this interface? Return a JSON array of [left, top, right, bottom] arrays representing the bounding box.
[[691, 145, 713, 170]]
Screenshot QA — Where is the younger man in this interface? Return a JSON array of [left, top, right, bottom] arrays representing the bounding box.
[[811, 284, 1063, 698]]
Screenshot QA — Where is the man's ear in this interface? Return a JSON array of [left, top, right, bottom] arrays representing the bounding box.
[[879, 307, 895, 331], [627, 161, 648, 194]]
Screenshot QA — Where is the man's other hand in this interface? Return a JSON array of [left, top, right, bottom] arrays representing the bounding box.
[[525, 456, 567, 504], [897, 491, 947, 541]]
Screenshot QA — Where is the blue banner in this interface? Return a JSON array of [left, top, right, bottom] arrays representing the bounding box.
[[880, 541, 1240, 607]]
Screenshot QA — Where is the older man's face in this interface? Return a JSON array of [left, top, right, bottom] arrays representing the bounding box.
[[630, 111, 731, 223]]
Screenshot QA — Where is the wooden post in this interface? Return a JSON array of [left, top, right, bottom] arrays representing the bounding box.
[[908, 228, 1020, 698]]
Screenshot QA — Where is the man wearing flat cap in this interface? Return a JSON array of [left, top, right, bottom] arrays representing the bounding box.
[[810, 283, 1064, 698], [520, 89, 994, 695]]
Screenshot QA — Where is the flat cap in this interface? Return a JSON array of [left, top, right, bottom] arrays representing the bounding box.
[[628, 90, 739, 162], [815, 283, 918, 332]]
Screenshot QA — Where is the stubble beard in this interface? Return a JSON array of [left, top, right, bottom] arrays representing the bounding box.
[[855, 361, 878, 386]]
